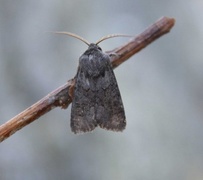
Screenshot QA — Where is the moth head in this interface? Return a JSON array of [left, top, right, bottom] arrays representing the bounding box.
[[52, 31, 132, 47]]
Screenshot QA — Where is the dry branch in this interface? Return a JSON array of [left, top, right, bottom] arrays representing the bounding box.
[[0, 17, 175, 142]]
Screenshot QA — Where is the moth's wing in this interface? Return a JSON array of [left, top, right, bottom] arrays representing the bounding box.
[[96, 57, 126, 131], [70, 64, 97, 134]]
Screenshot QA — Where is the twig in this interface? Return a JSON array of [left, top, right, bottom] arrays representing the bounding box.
[[0, 17, 175, 142]]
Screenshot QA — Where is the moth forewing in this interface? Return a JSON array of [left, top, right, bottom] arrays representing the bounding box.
[[71, 44, 126, 133]]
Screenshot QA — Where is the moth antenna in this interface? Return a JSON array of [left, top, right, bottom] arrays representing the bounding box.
[[52, 31, 90, 46], [96, 34, 133, 45]]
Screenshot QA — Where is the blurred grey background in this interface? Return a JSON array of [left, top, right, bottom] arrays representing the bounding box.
[[0, 1, 203, 180]]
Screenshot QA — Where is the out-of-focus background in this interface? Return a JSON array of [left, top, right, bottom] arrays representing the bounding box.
[[0, 1, 203, 180]]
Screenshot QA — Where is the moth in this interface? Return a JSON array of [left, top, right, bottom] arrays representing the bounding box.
[[55, 32, 129, 134]]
